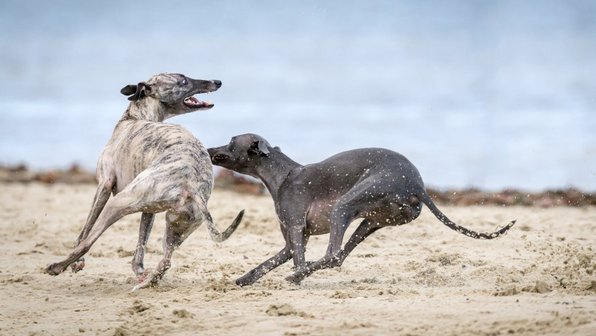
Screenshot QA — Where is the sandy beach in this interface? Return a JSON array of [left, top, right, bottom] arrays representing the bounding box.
[[1, 182, 594, 335]]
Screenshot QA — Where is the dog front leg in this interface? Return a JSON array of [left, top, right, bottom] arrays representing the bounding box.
[[71, 179, 114, 272], [46, 190, 138, 276], [286, 195, 362, 284], [236, 246, 292, 287], [287, 219, 381, 283], [280, 223, 310, 284]]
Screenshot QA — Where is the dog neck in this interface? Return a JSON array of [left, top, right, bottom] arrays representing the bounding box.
[[254, 151, 301, 200], [120, 98, 168, 122]]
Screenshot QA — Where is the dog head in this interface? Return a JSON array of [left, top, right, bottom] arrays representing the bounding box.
[[208, 134, 276, 175], [120, 73, 221, 119]]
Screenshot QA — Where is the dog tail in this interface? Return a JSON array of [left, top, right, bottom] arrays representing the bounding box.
[[418, 192, 515, 239], [202, 207, 245, 243]]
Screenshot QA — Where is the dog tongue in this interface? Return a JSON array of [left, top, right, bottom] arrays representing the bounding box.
[[185, 96, 213, 107], [186, 97, 200, 105]]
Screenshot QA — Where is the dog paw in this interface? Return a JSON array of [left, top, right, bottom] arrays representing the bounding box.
[[132, 265, 145, 278], [135, 270, 151, 284], [284, 273, 303, 285], [70, 259, 85, 273], [45, 263, 65, 276], [131, 283, 145, 292], [132, 275, 157, 292], [235, 275, 256, 287]]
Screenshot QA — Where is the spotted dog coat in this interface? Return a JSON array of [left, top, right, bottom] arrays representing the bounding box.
[[208, 133, 515, 286], [45, 73, 244, 291]]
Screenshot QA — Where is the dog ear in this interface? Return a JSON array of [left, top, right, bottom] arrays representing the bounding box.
[[120, 84, 137, 96], [120, 82, 151, 101], [248, 140, 270, 157]]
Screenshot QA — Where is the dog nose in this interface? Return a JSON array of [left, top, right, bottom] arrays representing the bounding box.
[[213, 80, 222, 87]]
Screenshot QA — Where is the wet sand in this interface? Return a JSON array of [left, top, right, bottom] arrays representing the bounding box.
[[1, 182, 594, 335]]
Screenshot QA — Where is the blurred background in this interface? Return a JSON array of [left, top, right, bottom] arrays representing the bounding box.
[[0, 0, 594, 191]]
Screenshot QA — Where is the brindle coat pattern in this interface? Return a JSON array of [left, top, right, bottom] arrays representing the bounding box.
[[45, 73, 243, 291], [208, 134, 515, 286]]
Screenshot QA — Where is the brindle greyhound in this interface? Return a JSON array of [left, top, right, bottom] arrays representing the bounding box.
[[208, 134, 515, 286], [45, 73, 244, 291]]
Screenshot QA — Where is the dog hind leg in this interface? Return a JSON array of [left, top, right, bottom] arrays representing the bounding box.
[[236, 246, 292, 286], [132, 206, 201, 291], [335, 219, 381, 266], [131, 212, 155, 278]]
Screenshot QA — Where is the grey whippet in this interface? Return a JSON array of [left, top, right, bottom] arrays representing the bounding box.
[[208, 133, 515, 286], [45, 73, 244, 291]]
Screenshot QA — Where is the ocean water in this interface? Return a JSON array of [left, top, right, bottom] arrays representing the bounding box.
[[0, 0, 595, 191]]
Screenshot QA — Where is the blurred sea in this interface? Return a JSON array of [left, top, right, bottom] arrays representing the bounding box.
[[0, 0, 595, 191]]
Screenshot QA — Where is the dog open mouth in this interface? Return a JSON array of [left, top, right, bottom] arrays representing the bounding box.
[[184, 96, 214, 109]]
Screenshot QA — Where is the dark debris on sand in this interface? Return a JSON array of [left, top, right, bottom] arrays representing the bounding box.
[[0, 164, 96, 184], [1, 165, 593, 207]]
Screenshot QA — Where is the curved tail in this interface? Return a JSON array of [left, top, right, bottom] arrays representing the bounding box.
[[419, 193, 515, 239], [204, 209, 245, 243]]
